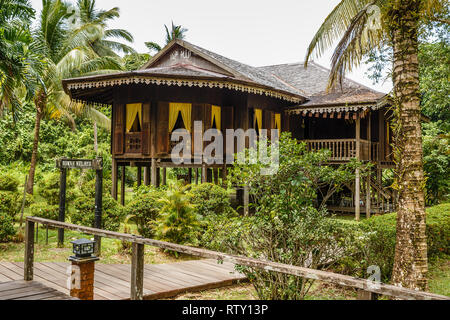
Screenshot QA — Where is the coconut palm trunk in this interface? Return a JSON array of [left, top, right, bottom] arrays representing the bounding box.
[[26, 91, 46, 195], [390, 0, 428, 291]]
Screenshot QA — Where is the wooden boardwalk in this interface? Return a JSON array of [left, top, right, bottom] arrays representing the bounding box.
[[0, 259, 246, 300], [0, 280, 77, 300]]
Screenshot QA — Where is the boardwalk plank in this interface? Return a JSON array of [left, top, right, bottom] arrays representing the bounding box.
[[0, 259, 246, 300]]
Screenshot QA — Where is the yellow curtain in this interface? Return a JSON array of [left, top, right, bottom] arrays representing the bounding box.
[[126, 103, 142, 132], [275, 113, 281, 133], [254, 108, 262, 133], [169, 103, 192, 132], [211, 105, 221, 130]]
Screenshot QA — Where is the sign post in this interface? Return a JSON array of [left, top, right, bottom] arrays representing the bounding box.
[[56, 158, 103, 253]]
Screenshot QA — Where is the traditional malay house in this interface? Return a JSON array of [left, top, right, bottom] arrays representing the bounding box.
[[62, 39, 395, 219]]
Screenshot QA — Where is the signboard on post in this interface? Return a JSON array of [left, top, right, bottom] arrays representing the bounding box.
[[56, 159, 103, 170], [55, 158, 103, 256]]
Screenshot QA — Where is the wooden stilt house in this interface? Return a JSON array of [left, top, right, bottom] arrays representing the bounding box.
[[62, 39, 396, 218]]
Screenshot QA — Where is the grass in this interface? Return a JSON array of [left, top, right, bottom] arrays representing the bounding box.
[[0, 224, 197, 265], [169, 281, 358, 300], [428, 254, 450, 296]]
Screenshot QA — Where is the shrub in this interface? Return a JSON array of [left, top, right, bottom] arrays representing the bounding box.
[[216, 133, 361, 299], [38, 171, 75, 205], [125, 186, 163, 238], [29, 203, 59, 220], [72, 194, 125, 232], [334, 203, 450, 282], [188, 183, 236, 217], [155, 184, 201, 245], [0, 173, 19, 192], [0, 212, 15, 242], [0, 191, 19, 218]]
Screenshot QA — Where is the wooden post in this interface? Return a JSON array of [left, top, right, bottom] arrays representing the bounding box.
[[144, 166, 150, 186], [130, 242, 144, 300], [24, 220, 35, 281], [156, 167, 161, 187], [243, 185, 249, 216], [137, 167, 142, 187], [366, 174, 371, 219], [222, 165, 227, 188], [367, 111, 372, 161], [151, 159, 157, 186], [201, 164, 207, 183], [357, 289, 379, 300], [58, 168, 67, 247], [355, 112, 361, 221], [195, 168, 199, 185], [162, 168, 167, 186], [213, 169, 219, 185], [111, 158, 118, 200], [188, 168, 192, 184], [121, 165, 126, 206], [94, 159, 103, 256]]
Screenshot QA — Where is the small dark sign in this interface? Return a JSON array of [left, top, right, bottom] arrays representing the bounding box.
[[56, 158, 102, 170]]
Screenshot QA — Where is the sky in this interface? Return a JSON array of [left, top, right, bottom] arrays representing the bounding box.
[[29, 0, 392, 93]]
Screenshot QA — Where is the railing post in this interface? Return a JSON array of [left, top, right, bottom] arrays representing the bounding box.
[[24, 219, 35, 281], [357, 289, 379, 300], [130, 242, 144, 300]]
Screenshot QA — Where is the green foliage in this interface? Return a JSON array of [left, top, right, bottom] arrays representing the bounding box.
[[123, 53, 150, 70], [29, 203, 59, 221], [212, 133, 362, 299], [419, 40, 450, 127], [72, 194, 125, 232], [0, 191, 19, 218], [0, 172, 19, 191], [0, 212, 16, 243], [38, 171, 75, 205], [155, 183, 201, 246], [125, 185, 164, 238], [188, 183, 236, 217], [335, 203, 450, 281], [422, 122, 449, 205]]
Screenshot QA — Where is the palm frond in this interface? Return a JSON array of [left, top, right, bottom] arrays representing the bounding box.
[[327, 1, 385, 90], [145, 41, 162, 53], [305, 0, 370, 65]]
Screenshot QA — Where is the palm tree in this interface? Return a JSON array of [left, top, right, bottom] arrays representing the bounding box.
[[25, 0, 124, 194], [70, 0, 135, 154], [0, 0, 36, 119], [71, 0, 135, 57], [305, 0, 448, 291], [145, 21, 188, 53]]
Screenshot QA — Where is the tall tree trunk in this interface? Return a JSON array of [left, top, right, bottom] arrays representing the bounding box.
[[26, 93, 46, 195], [390, 0, 428, 291]]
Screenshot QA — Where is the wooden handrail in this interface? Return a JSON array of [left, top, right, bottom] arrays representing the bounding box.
[[24, 217, 449, 301]]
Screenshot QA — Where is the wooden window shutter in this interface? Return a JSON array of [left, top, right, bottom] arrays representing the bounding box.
[[141, 103, 151, 155], [156, 102, 169, 155], [113, 104, 125, 155]]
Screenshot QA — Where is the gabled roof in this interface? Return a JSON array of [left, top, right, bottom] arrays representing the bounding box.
[[63, 39, 308, 104], [62, 40, 386, 108], [258, 62, 386, 108]]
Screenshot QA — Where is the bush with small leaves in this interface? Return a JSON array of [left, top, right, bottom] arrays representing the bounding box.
[[72, 194, 125, 232], [0, 212, 15, 242], [0, 191, 19, 218], [188, 183, 236, 218], [125, 185, 164, 238], [38, 171, 76, 205], [29, 203, 59, 221], [0, 173, 19, 192]]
